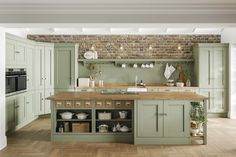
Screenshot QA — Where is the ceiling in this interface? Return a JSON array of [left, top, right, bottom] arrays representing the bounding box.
[[0, 0, 236, 23]]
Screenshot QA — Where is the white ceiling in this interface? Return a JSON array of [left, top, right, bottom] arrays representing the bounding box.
[[1, 0, 236, 4]]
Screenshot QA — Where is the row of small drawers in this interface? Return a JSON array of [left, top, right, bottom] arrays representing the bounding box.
[[55, 100, 134, 109]]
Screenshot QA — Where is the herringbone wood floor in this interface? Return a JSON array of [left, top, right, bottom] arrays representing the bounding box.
[[0, 118, 236, 157]]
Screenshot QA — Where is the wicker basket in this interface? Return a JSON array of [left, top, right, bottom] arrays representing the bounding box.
[[98, 112, 111, 120], [72, 123, 90, 133]]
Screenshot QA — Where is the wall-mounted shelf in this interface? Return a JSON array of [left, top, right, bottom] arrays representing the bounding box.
[[78, 59, 194, 66]]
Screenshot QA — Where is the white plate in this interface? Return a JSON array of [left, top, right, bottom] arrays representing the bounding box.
[[84, 51, 94, 59]]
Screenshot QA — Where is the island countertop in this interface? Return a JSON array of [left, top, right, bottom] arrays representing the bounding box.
[[47, 91, 208, 101]]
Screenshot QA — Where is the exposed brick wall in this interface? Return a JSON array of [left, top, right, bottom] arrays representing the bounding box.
[[27, 35, 220, 59]]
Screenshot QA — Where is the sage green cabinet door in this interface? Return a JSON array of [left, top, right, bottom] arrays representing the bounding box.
[[26, 91, 34, 120], [198, 47, 214, 88], [213, 47, 226, 88], [44, 46, 54, 89], [34, 46, 45, 90], [26, 45, 34, 91], [137, 100, 164, 137], [199, 89, 214, 113], [54, 46, 75, 89], [164, 100, 190, 137], [6, 39, 16, 67], [15, 93, 26, 126], [33, 90, 44, 115], [213, 89, 226, 113], [44, 89, 54, 114], [6, 96, 16, 132], [15, 42, 27, 66]]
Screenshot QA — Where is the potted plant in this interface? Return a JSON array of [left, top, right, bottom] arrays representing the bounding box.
[[190, 102, 206, 136]]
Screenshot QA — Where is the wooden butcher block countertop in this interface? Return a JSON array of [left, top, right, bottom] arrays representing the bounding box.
[[48, 92, 208, 101]]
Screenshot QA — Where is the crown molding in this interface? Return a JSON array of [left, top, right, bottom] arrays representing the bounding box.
[[0, 4, 236, 14]]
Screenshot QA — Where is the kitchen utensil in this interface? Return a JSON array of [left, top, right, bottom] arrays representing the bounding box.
[[133, 64, 138, 68], [76, 113, 89, 120], [149, 63, 154, 68], [145, 64, 150, 68], [93, 51, 98, 59], [84, 51, 94, 59], [116, 123, 121, 131], [60, 112, 73, 120], [120, 126, 129, 132], [90, 80, 95, 87], [176, 82, 184, 87], [119, 111, 128, 119], [121, 63, 126, 68], [64, 122, 70, 132], [141, 64, 146, 68], [112, 125, 117, 132], [98, 124, 109, 133], [98, 80, 104, 87], [164, 63, 176, 80]]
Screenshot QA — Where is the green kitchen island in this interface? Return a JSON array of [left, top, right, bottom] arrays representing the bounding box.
[[48, 91, 208, 145]]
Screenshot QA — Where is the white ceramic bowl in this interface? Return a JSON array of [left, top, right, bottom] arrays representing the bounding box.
[[60, 112, 73, 120]]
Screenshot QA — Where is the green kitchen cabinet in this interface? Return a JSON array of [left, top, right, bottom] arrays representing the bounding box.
[[54, 43, 79, 90], [15, 93, 27, 127], [26, 91, 34, 120], [34, 89, 45, 115], [164, 100, 190, 137], [193, 43, 228, 89], [135, 100, 190, 144], [44, 89, 54, 114], [26, 44, 35, 91], [193, 43, 228, 116], [136, 100, 164, 137], [44, 46, 54, 89], [6, 35, 27, 67], [6, 96, 16, 133], [34, 44, 54, 90], [34, 45, 45, 90]]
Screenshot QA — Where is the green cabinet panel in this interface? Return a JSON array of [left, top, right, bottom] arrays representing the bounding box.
[[54, 44, 79, 90], [6, 37, 27, 67], [15, 93, 27, 126], [193, 43, 228, 115], [26, 45, 34, 91], [135, 100, 191, 144], [164, 100, 190, 137], [6, 96, 16, 132], [44, 46, 54, 89], [6, 38, 16, 67], [44, 89, 54, 114], [26, 91, 34, 120], [137, 100, 163, 137], [34, 46, 45, 90]]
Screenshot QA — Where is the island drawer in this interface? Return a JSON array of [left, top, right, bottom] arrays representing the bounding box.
[[114, 100, 134, 109], [74, 100, 92, 108], [95, 101, 114, 108], [55, 100, 74, 108]]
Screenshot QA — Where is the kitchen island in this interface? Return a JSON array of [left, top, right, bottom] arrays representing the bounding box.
[[48, 92, 208, 145]]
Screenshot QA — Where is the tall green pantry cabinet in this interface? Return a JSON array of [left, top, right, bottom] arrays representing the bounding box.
[[54, 43, 79, 93], [193, 43, 228, 117]]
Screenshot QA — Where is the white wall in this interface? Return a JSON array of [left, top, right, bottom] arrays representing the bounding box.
[[221, 28, 236, 119], [0, 27, 6, 150]]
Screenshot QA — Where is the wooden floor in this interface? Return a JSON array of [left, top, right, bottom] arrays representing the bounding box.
[[1, 118, 236, 157]]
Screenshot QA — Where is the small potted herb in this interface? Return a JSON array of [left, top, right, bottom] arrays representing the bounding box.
[[190, 102, 206, 136]]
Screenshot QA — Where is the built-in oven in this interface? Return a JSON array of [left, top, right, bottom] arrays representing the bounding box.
[[6, 69, 27, 94]]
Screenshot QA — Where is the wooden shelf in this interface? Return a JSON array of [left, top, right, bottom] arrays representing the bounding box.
[[78, 59, 194, 66], [56, 119, 92, 122]]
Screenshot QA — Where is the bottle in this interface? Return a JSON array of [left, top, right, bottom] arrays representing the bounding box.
[[186, 79, 191, 87], [59, 124, 64, 133]]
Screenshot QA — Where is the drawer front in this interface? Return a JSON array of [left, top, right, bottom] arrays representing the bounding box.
[[64, 101, 74, 108], [95, 101, 114, 108], [74, 101, 84, 108], [84, 101, 92, 108], [55, 101, 64, 108], [114, 100, 134, 109]]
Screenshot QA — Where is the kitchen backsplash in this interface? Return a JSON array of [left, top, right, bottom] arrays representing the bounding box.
[[27, 35, 220, 59]]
